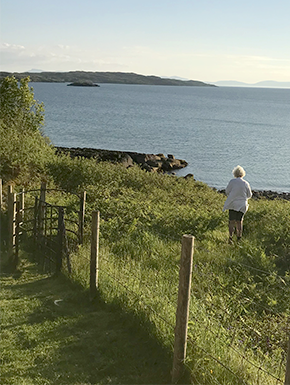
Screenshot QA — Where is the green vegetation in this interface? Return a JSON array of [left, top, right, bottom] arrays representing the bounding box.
[[0, 76, 54, 186], [1, 76, 289, 384], [0, 76, 45, 131]]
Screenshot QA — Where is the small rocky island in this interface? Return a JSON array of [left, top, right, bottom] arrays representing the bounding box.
[[67, 81, 100, 87], [55, 147, 188, 173]]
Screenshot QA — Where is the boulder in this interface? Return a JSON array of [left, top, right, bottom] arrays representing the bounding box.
[[55, 147, 188, 173], [119, 153, 134, 168], [146, 159, 163, 168], [184, 173, 194, 179]]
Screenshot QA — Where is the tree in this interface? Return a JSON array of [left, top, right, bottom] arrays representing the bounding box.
[[0, 76, 53, 185], [0, 76, 44, 131]]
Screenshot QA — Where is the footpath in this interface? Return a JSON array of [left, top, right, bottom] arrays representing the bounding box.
[[0, 256, 173, 385]]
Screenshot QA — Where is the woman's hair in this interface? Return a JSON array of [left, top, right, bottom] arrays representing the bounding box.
[[232, 165, 246, 178]]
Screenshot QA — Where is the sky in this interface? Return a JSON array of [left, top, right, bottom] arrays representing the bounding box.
[[1, 0, 290, 83]]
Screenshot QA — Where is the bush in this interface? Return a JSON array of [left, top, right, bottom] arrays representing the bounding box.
[[0, 122, 54, 186]]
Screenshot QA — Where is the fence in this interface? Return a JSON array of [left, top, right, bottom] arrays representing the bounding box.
[[3, 181, 86, 274], [1, 178, 289, 384], [87, 213, 290, 384], [186, 256, 289, 384]]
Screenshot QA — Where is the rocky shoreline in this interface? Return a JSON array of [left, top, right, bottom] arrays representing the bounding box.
[[55, 146, 188, 173], [218, 189, 290, 201], [55, 147, 290, 201]]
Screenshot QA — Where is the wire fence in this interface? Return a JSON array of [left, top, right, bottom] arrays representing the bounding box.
[[186, 255, 288, 384], [1, 178, 289, 384], [88, 224, 289, 384], [92, 230, 290, 385], [79, 220, 288, 384]]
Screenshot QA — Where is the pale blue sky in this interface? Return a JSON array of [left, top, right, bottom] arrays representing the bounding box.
[[1, 0, 289, 82]]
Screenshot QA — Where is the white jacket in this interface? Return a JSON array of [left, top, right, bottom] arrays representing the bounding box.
[[223, 177, 252, 213]]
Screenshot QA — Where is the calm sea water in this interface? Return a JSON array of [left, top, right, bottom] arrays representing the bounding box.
[[32, 83, 290, 192]]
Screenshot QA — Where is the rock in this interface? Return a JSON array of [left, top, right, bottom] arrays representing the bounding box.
[[119, 153, 134, 168], [161, 158, 188, 171], [179, 159, 188, 166], [161, 160, 174, 171], [141, 163, 153, 172], [184, 173, 194, 179], [55, 147, 188, 174], [146, 159, 163, 168]]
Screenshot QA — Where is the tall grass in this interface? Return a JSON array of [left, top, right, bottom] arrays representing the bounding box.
[[50, 156, 290, 384]]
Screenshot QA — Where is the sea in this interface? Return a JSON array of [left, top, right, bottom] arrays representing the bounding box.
[[31, 83, 290, 193]]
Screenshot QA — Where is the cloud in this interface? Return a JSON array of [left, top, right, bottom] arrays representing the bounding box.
[[0, 42, 128, 72], [0, 43, 25, 51], [57, 44, 71, 50]]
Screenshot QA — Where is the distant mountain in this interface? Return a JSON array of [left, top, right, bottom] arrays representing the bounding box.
[[213, 80, 248, 87], [254, 80, 290, 88], [27, 69, 44, 73], [0, 71, 216, 87], [212, 80, 290, 88]]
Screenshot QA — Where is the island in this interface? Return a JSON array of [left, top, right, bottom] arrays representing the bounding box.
[[67, 81, 100, 87]]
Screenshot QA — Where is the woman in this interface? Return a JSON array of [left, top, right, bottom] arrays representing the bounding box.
[[223, 165, 252, 243]]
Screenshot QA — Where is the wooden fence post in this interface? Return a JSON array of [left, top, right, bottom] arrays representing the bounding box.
[[7, 186, 16, 259], [15, 200, 21, 263], [0, 178, 2, 210], [20, 189, 25, 222], [56, 206, 64, 273], [39, 182, 46, 235], [285, 335, 290, 385], [33, 197, 39, 252], [7, 185, 13, 255], [172, 234, 194, 384], [90, 211, 100, 299], [79, 191, 86, 244]]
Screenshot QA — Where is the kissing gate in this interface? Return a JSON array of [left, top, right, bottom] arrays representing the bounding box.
[[5, 182, 86, 274]]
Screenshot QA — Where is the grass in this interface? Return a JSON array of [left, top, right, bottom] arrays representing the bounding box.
[[2, 161, 289, 384], [0, 253, 175, 385]]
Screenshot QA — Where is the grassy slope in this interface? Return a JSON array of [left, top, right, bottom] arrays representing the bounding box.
[[0, 254, 174, 385], [48, 160, 290, 384]]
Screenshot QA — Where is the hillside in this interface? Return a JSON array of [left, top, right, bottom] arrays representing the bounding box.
[[0, 70, 216, 87]]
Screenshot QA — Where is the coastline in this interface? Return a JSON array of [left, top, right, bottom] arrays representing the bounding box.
[[55, 146, 290, 200], [217, 188, 290, 201]]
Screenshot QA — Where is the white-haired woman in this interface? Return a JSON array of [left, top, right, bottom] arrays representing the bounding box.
[[223, 165, 252, 243]]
